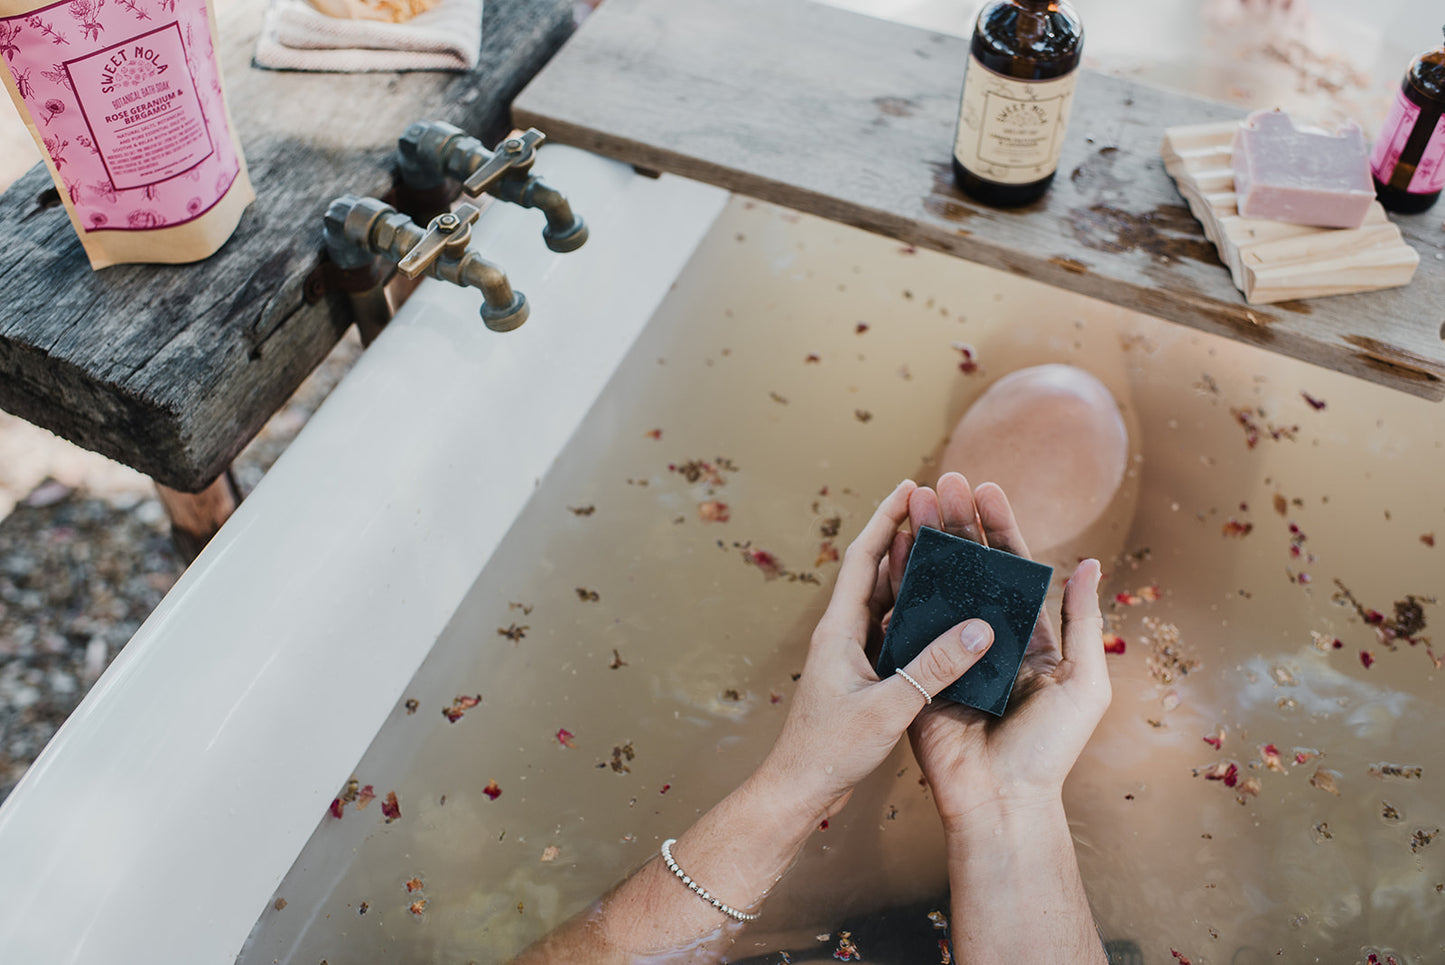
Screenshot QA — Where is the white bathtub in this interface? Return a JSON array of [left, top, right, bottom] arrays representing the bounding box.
[[3, 79, 1445, 965]]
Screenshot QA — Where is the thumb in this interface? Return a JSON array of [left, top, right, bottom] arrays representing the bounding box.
[[1060, 559, 1111, 699], [886, 619, 993, 711]]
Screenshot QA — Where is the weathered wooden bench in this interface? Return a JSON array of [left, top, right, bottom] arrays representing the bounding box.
[[0, 0, 573, 554], [514, 0, 1445, 402]]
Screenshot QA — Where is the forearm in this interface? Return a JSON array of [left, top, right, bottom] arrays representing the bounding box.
[[512, 772, 823, 964], [943, 796, 1106, 965]]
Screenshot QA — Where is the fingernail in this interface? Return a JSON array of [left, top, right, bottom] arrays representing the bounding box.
[[961, 620, 991, 653]]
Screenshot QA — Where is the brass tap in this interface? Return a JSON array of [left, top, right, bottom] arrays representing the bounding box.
[[323, 194, 528, 332], [396, 121, 588, 253]]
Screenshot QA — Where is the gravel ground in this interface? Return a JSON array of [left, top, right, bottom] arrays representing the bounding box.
[[0, 331, 364, 805]]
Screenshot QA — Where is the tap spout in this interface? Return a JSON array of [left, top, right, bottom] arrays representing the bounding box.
[[490, 174, 589, 253], [322, 194, 528, 332], [396, 121, 587, 253]]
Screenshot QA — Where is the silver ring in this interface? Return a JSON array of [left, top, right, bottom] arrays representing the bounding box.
[[895, 669, 932, 705]]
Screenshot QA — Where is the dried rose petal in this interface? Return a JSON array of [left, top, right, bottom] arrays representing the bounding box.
[[953, 342, 979, 375], [660, 783, 671, 794], [815, 541, 840, 567], [382, 791, 401, 822], [1369, 762, 1423, 780], [443, 694, 482, 723], [557, 728, 577, 748], [483, 780, 502, 800], [1360, 650, 1376, 669], [1171, 950, 1193, 965], [1202, 727, 1225, 751], [405, 876, 424, 893], [745, 549, 785, 580], [329, 798, 345, 820], [1423, 533, 1437, 548], [1293, 748, 1320, 765], [1197, 761, 1239, 787], [1309, 768, 1342, 796], [1236, 776, 1262, 800], [770, 692, 783, 704], [698, 500, 730, 523], [541, 845, 560, 862], [1260, 744, 1287, 773], [805, 353, 822, 363], [1102, 633, 1126, 655], [356, 785, 376, 810], [1300, 391, 1327, 411], [409, 899, 427, 916], [1221, 519, 1253, 538], [644, 429, 663, 440], [855, 322, 869, 334]]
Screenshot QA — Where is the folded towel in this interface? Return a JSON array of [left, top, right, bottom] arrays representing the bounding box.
[[254, 0, 483, 73]]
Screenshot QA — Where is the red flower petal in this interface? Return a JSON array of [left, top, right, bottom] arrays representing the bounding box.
[[1102, 633, 1126, 655], [557, 728, 577, 748], [1360, 650, 1376, 668], [381, 791, 401, 823], [483, 780, 502, 800]]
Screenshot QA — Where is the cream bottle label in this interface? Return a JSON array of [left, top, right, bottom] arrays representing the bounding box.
[[954, 53, 1077, 184]]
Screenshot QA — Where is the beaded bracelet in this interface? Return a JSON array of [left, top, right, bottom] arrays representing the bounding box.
[[659, 838, 761, 922]]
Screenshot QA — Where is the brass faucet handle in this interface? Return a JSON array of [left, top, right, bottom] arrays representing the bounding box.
[[461, 128, 546, 197], [395, 203, 483, 279]]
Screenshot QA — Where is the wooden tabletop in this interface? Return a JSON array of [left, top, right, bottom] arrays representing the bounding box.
[[514, 0, 1445, 401], [0, 0, 574, 491]]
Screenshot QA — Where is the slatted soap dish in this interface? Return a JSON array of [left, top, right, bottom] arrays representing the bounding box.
[[1161, 121, 1419, 305]]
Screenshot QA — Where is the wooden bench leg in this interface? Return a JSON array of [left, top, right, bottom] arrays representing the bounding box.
[[155, 470, 242, 562]]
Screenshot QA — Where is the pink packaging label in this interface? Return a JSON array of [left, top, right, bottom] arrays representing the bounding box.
[[1, 0, 240, 231], [1370, 88, 1445, 195]]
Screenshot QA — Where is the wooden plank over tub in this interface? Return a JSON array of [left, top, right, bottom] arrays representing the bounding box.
[[0, 0, 576, 494], [513, 0, 1445, 401]]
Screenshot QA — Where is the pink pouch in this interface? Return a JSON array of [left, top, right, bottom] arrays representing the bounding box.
[[1, 0, 253, 269]]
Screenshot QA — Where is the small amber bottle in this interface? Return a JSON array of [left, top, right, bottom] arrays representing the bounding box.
[[1370, 26, 1445, 214], [951, 0, 1083, 207]]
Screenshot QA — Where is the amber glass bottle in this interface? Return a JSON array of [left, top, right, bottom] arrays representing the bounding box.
[[951, 0, 1083, 207], [1370, 26, 1445, 214]]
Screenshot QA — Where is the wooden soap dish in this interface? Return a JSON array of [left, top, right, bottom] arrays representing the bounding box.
[[1161, 122, 1419, 305]]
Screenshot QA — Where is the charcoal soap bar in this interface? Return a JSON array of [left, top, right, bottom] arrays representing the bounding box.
[[876, 527, 1052, 716], [1231, 109, 1375, 229]]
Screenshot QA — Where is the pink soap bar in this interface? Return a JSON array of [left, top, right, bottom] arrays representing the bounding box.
[[1231, 110, 1375, 229]]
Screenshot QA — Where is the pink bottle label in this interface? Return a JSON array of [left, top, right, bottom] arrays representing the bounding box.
[[1, 0, 240, 232], [1370, 88, 1445, 195], [1411, 114, 1445, 194]]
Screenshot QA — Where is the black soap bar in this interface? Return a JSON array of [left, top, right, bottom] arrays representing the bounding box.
[[876, 526, 1052, 716]]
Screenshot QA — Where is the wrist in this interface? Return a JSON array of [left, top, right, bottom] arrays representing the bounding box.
[[939, 787, 1066, 843], [741, 757, 835, 834]]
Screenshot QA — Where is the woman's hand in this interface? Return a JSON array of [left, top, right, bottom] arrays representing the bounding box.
[[749, 478, 997, 824], [902, 473, 1111, 824]]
